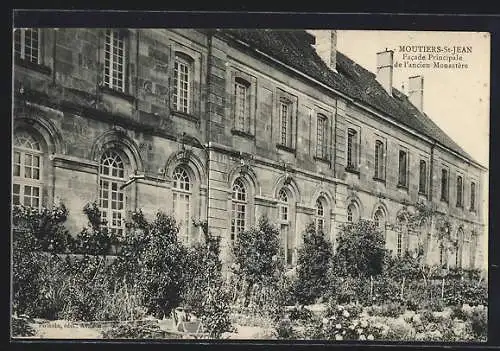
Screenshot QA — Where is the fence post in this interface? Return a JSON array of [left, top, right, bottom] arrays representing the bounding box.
[[370, 275, 373, 302], [441, 277, 445, 299], [401, 276, 405, 299]]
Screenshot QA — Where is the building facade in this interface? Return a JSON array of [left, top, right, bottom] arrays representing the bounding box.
[[12, 28, 487, 271]]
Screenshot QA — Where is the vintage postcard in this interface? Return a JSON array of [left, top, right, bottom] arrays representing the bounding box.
[[11, 24, 489, 342]]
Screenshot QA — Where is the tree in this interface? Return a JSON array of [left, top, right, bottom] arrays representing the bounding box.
[[292, 222, 333, 304], [332, 219, 387, 279], [231, 215, 283, 306], [116, 210, 188, 318]]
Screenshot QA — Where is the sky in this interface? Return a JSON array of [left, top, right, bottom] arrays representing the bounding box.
[[336, 30, 490, 168], [336, 30, 490, 269]]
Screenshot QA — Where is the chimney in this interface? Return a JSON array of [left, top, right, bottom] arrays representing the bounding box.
[[376, 49, 394, 95], [408, 75, 424, 113], [306, 30, 337, 72]]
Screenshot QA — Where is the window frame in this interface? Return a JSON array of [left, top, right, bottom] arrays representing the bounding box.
[[441, 166, 450, 202], [103, 29, 127, 93], [456, 174, 464, 208], [172, 166, 192, 245], [14, 28, 41, 64], [315, 197, 326, 234], [278, 99, 293, 148], [12, 132, 43, 209], [470, 181, 477, 212], [316, 114, 328, 160], [397, 149, 409, 188], [173, 53, 193, 114], [230, 178, 247, 242], [418, 159, 428, 195], [346, 128, 360, 172], [233, 77, 251, 133], [98, 150, 127, 241], [374, 139, 385, 180]]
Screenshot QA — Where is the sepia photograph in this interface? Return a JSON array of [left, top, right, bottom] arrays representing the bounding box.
[[11, 23, 489, 342]]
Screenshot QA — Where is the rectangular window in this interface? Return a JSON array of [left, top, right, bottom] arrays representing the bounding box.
[[456, 176, 463, 208], [103, 30, 126, 92], [419, 160, 427, 194], [374, 140, 384, 179], [231, 203, 246, 241], [441, 168, 449, 202], [173, 192, 190, 244], [398, 150, 408, 187], [280, 102, 291, 146], [234, 80, 249, 131], [316, 115, 327, 159], [14, 28, 40, 64], [173, 57, 191, 113], [470, 182, 476, 211], [347, 129, 358, 169]]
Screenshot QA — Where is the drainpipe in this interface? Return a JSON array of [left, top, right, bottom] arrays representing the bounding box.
[[52, 29, 57, 85], [135, 29, 139, 111], [429, 141, 436, 264], [205, 30, 214, 235]]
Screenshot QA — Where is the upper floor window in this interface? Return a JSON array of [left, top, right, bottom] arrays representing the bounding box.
[[316, 114, 328, 159], [231, 178, 247, 241], [441, 168, 449, 202], [173, 54, 192, 114], [456, 175, 464, 208], [419, 160, 427, 194], [103, 29, 127, 92], [374, 140, 384, 179], [470, 182, 476, 211], [99, 150, 126, 238], [279, 100, 293, 147], [14, 28, 40, 64], [315, 198, 326, 233], [172, 166, 191, 244], [346, 128, 359, 170], [234, 78, 250, 132], [398, 149, 408, 187], [12, 131, 42, 208]]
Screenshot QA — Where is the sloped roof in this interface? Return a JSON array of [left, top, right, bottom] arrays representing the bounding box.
[[216, 29, 480, 166]]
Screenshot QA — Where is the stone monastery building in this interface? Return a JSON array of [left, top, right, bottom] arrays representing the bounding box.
[[12, 28, 487, 270]]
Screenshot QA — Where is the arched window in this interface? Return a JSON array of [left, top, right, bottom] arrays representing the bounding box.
[[99, 150, 126, 238], [231, 178, 247, 241], [373, 207, 386, 231], [396, 216, 409, 257], [278, 188, 289, 221], [13, 131, 43, 208], [315, 198, 326, 233], [347, 203, 359, 223], [173, 166, 191, 244], [278, 188, 294, 265]]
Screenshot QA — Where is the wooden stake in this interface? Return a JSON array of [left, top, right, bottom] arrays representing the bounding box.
[[441, 277, 445, 299]]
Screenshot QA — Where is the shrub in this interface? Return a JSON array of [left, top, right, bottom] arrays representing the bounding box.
[[73, 202, 113, 255], [292, 223, 333, 304], [376, 302, 405, 318], [12, 204, 74, 253], [11, 316, 36, 337], [332, 220, 387, 279], [469, 307, 487, 341], [111, 210, 188, 319], [231, 216, 283, 307], [102, 321, 179, 339], [275, 316, 299, 340]]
